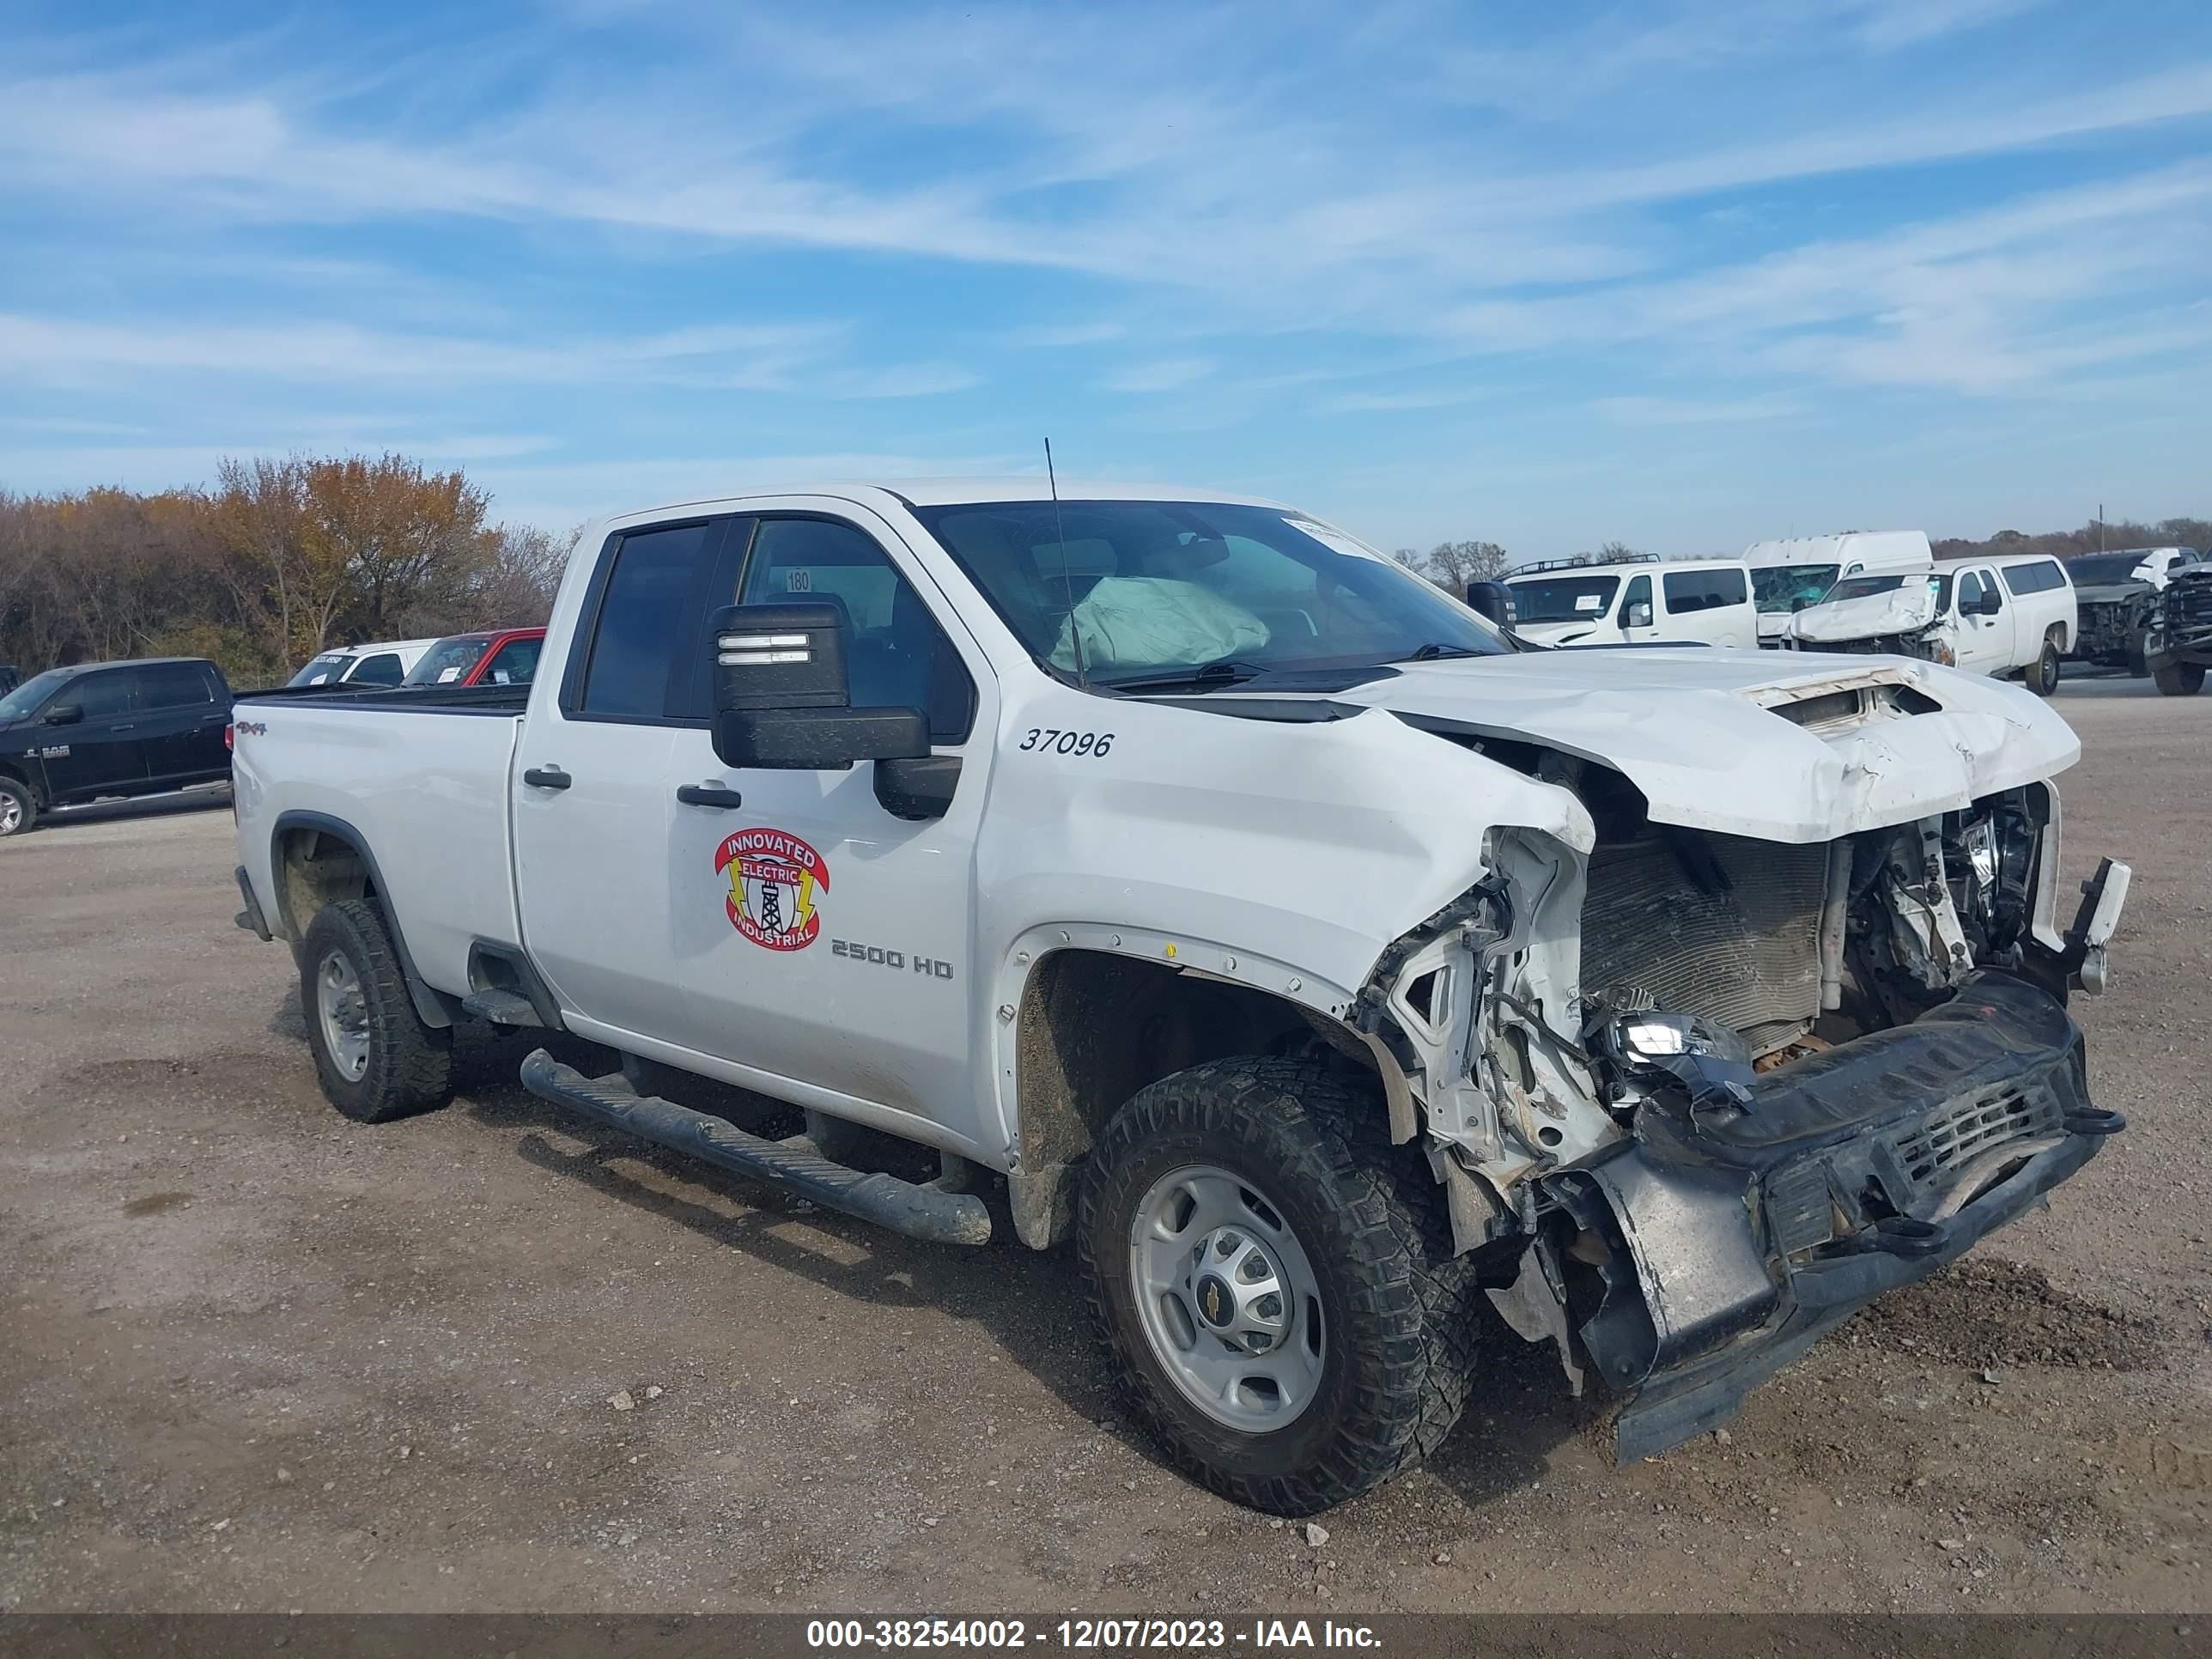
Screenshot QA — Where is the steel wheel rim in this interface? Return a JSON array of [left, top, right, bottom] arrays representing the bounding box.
[[1128, 1164, 1326, 1431], [0, 793, 19, 835], [316, 951, 371, 1083]]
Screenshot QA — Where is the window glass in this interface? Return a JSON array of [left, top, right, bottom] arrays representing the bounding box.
[[911, 500, 1505, 684], [140, 663, 215, 708], [1662, 567, 1747, 612], [1505, 574, 1619, 623], [1825, 574, 1908, 603], [482, 637, 543, 686], [71, 672, 136, 719], [738, 518, 975, 740], [1955, 571, 1984, 611], [580, 522, 714, 718], [405, 636, 493, 686], [348, 653, 404, 686], [289, 653, 353, 688], [0, 667, 70, 721], [2002, 561, 2064, 596], [1752, 563, 1838, 613]]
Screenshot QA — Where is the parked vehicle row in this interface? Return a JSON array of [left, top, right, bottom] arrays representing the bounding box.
[[230, 478, 2128, 1517]]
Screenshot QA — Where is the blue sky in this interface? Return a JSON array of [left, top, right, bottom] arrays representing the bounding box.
[[2, 0, 2208, 556]]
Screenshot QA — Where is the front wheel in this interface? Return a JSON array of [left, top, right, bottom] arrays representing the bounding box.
[[2127, 629, 2150, 678], [0, 775, 34, 838], [299, 898, 454, 1122], [2154, 661, 2207, 696], [2021, 638, 2062, 697], [1078, 1056, 1483, 1515]]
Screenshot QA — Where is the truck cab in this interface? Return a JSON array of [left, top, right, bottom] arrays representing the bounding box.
[[0, 656, 233, 836]]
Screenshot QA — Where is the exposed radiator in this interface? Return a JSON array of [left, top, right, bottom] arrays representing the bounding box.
[[1579, 831, 1830, 1050]]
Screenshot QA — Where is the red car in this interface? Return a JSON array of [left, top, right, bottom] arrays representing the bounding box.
[[402, 628, 546, 689]]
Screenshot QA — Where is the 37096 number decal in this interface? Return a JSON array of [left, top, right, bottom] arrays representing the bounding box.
[[1018, 728, 1114, 757]]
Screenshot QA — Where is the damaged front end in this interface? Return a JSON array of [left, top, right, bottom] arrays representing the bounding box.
[[1355, 758, 2130, 1461]]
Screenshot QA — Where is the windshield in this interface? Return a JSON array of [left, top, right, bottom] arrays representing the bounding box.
[[1504, 574, 1620, 624], [2066, 553, 2148, 584], [0, 667, 70, 721], [1752, 562, 1840, 613], [1823, 574, 1908, 603], [404, 637, 492, 686], [908, 501, 1508, 687], [287, 652, 355, 687]]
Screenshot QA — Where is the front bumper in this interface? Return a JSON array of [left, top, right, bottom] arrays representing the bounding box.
[[1541, 971, 2124, 1462]]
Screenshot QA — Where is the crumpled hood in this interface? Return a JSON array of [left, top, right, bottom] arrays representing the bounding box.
[[1788, 587, 1936, 644], [1512, 619, 1602, 647], [1317, 647, 2079, 843], [2074, 580, 2150, 609]]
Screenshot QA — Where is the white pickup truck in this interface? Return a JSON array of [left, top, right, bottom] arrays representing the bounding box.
[[231, 480, 2130, 1516]]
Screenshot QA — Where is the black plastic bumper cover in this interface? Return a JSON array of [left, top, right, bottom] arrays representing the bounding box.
[[1540, 971, 2123, 1463], [233, 865, 272, 941]]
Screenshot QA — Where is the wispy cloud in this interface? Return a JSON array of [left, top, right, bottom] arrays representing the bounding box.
[[1098, 358, 1214, 393]]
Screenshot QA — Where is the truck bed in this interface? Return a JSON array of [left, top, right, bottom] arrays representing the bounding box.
[[231, 689, 528, 995]]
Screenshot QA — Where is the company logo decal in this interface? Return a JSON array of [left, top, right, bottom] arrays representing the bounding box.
[[714, 827, 830, 951]]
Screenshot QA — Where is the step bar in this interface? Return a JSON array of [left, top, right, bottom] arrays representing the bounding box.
[[517, 1049, 993, 1247]]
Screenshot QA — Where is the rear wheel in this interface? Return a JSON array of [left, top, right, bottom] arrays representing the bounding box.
[[1079, 1055, 1483, 1515], [0, 776, 33, 838], [2021, 638, 2062, 697], [300, 898, 453, 1122], [2154, 661, 2207, 696]]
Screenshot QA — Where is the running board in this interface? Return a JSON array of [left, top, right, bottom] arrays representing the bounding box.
[[517, 1049, 993, 1247]]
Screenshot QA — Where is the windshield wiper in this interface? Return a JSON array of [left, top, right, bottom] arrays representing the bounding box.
[[1101, 660, 1270, 696], [1397, 642, 1489, 662]]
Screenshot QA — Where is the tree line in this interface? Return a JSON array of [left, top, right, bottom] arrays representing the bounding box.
[[0, 453, 570, 687], [1931, 516, 2212, 562]]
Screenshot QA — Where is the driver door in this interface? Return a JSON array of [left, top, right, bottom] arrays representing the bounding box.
[[1954, 568, 2008, 674], [1617, 573, 1656, 642], [36, 668, 149, 802]]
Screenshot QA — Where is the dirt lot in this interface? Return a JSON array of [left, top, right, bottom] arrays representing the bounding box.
[[3, 677, 2208, 1616]]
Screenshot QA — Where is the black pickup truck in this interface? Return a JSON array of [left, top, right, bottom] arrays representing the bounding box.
[[2148, 567, 2212, 696], [0, 657, 234, 836]]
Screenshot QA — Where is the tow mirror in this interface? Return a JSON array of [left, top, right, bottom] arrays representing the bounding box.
[[44, 703, 82, 726], [1464, 580, 1515, 627], [1977, 590, 2002, 617], [708, 602, 927, 770]]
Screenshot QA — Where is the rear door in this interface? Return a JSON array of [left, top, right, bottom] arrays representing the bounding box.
[[1661, 566, 1751, 647], [137, 662, 229, 785], [513, 517, 739, 1040], [35, 669, 149, 801], [477, 635, 544, 686], [343, 652, 405, 686]]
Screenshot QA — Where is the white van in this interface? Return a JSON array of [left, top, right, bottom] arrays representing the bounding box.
[[285, 638, 441, 689], [1746, 531, 1935, 645], [1927, 554, 2076, 696], [1503, 556, 1754, 648]]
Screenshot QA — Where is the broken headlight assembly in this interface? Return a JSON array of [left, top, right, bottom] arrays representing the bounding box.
[[1587, 1006, 1757, 1116]]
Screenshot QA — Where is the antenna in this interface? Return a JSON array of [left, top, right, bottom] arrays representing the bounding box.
[[1045, 437, 1089, 689]]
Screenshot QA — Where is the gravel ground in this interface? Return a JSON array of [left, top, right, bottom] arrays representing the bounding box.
[[1, 674, 2207, 1615]]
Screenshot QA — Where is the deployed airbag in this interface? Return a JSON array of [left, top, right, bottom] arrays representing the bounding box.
[[1051, 576, 1270, 671]]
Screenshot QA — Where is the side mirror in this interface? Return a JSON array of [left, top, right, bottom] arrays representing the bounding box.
[[708, 600, 930, 771], [1790, 596, 1812, 613], [1626, 602, 1654, 629], [44, 703, 83, 726], [1464, 580, 1514, 626], [1977, 590, 2003, 617]]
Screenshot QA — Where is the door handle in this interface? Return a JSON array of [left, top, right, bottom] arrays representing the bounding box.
[[676, 783, 744, 810], [109, 723, 136, 732], [523, 765, 572, 791]]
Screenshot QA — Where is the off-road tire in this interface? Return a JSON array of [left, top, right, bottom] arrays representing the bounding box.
[[1079, 1055, 1484, 1515], [2022, 637, 2062, 697], [0, 775, 34, 838], [300, 898, 453, 1122], [2154, 661, 2206, 696]]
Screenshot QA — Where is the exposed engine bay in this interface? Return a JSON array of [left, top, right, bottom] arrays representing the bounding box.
[[1354, 738, 2130, 1460]]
